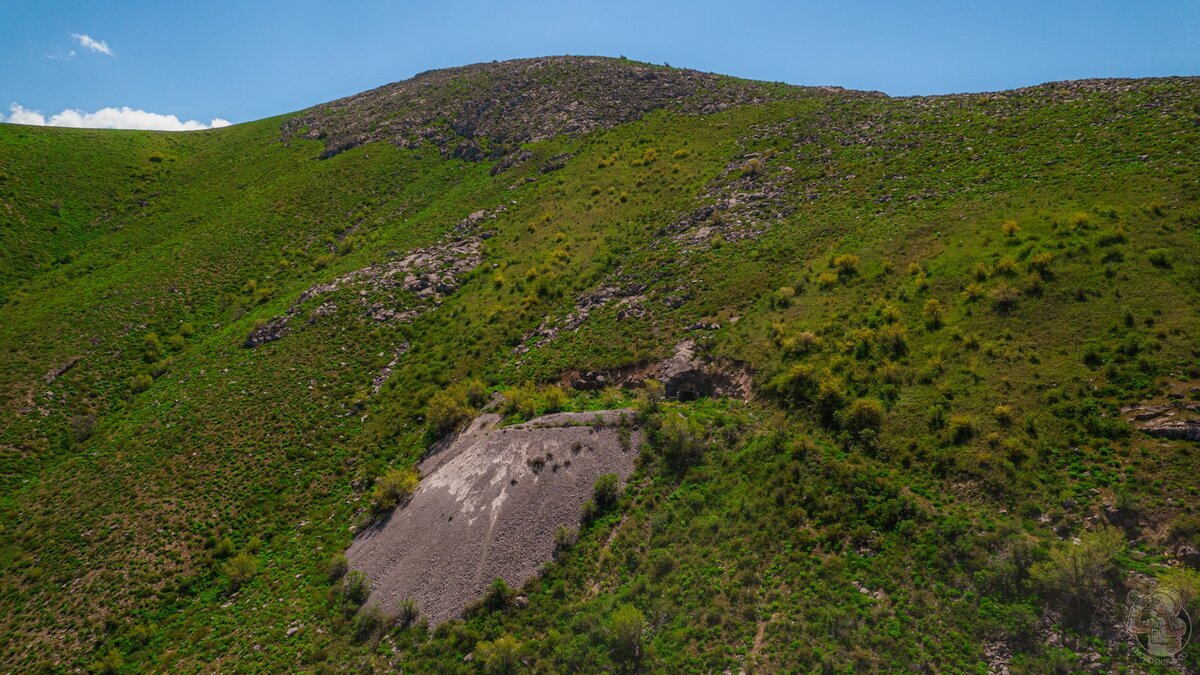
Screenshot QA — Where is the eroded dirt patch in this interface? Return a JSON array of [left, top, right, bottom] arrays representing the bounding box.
[[347, 410, 641, 625]]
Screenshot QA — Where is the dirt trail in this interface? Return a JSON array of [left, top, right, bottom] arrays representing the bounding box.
[[346, 410, 641, 625]]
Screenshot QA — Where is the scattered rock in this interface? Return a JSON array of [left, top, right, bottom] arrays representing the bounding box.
[[1122, 385, 1200, 441], [44, 356, 81, 385], [245, 207, 503, 349], [244, 316, 291, 348], [371, 343, 411, 395]]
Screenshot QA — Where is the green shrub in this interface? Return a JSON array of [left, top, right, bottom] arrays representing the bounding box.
[[352, 604, 387, 643], [426, 389, 473, 435], [772, 286, 795, 308], [71, 414, 97, 443], [501, 383, 540, 419], [635, 379, 665, 418], [876, 323, 908, 355], [767, 363, 817, 402], [343, 570, 370, 606], [212, 535, 235, 558], [948, 415, 976, 444], [1020, 272, 1044, 296], [395, 598, 419, 628], [371, 467, 419, 511], [1170, 514, 1200, 547], [993, 405, 1015, 426], [221, 552, 258, 592], [928, 404, 947, 431], [610, 604, 645, 662], [580, 499, 597, 524], [554, 525, 578, 552], [1028, 252, 1054, 276], [832, 253, 860, 277], [594, 473, 621, 510], [476, 634, 522, 673], [922, 298, 944, 329], [460, 378, 490, 408], [326, 554, 349, 581], [1029, 526, 1124, 614], [785, 331, 819, 355], [655, 412, 705, 473], [130, 373, 153, 394], [816, 376, 846, 424], [990, 283, 1019, 314], [1147, 249, 1172, 268], [142, 332, 164, 362], [842, 398, 884, 442], [541, 385, 568, 413], [598, 386, 624, 408], [90, 649, 125, 675], [149, 358, 171, 379], [483, 578, 514, 611]]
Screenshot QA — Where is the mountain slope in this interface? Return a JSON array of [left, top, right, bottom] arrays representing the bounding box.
[[0, 57, 1198, 672]]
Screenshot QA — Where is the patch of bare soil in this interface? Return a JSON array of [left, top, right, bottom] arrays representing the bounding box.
[[346, 410, 641, 625]]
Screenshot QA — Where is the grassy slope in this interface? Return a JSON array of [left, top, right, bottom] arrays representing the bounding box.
[[0, 72, 1198, 672]]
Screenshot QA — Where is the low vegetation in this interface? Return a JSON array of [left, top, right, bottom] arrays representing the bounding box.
[[0, 58, 1197, 671]]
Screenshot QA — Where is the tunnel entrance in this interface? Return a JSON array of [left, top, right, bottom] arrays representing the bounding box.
[[665, 370, 714, 402]]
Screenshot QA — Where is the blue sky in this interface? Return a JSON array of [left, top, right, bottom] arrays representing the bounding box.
[[1, 0, 1197, 129]]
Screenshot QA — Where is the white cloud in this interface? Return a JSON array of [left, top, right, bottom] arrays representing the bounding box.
[[71, 33, 113, 56], [4, 104, 232, 131], [7, 104, 48, 126]]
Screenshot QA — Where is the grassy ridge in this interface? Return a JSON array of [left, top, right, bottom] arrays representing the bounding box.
[[0, 66, 1198, 671]]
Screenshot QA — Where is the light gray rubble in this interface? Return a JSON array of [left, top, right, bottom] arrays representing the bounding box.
[[346, 409, 640, 624]]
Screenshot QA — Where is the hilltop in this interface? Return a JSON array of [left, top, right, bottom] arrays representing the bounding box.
[[0, 56, 1198, 672], [280, 55, 876, 159]]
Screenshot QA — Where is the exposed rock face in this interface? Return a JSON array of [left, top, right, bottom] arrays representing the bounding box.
[[43, 356, 81, 384], [347, 410, 641, 625], [1122, 384, 1200, 441], [281, 56, 876, 160], [652, 340, 751, 401], [568, 340, 752, 401], [243, 316, 291, 348], [515, 276, 647, 355], [244, 207, 501, 348]]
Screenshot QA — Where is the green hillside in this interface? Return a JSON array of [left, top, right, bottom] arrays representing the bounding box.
[[1, 57, 1199, 672]]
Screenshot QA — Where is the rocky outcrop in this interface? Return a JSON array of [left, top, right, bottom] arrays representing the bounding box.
[[514, 276, 647, 355], [243, 316, 291, 348], [568, 340, 752, 401], [281, 56, 876, 161], [245, 207, 502, 348], [651, 340, 751, 401], [43, 356, 81, 384], [1122, 385, 1200, 441]]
